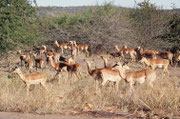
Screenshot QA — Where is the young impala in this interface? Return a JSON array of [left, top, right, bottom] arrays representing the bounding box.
[[11, 67, 48, 96], [112, 62, 156, 93], [114, 45, 136, 61], [140, 57, 170, 76]]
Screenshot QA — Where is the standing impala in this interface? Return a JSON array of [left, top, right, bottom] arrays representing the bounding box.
[[99, 62, 130, 91], [140, 57, 170, 76], [136, 46, 156, 60], [33, 53, 44, 71], [112, 62, 156, 93], [17, 50, 30, 66], [114, 45, 136, 61], [156, 51, 173, 65], [11, 67, 48, 96], [73, 41, 89, 57]]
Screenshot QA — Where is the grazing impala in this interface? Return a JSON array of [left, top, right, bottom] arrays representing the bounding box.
[[54, 40, 70, 54], [140, 57, 169, 76], [73, 41, 89, 57], [11, 67, 48, 96], [114, 45, 136, 61], [112, 62, 156, 93], [156, 51, 173, 64], [136, 46, 156, 60], [33, 53, 44, 71]]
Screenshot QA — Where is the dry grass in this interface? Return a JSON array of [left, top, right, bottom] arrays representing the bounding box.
[[0, 54, 180, 118]]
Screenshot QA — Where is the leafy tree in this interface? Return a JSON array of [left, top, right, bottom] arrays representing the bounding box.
[[0, 0, 35, 52]]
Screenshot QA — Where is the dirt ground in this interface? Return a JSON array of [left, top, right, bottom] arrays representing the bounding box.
[[0, 112, 112, 119]]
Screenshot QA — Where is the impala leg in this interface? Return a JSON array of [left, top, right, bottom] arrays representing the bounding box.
[[85, 50, 89, 57], [164, 67, 170, 76], [74, 72, 80, 80], [129, 83, 134, 95], [116, 81, 119, 92], [41, 81, 48, 91], [26, 84, 30, 97]]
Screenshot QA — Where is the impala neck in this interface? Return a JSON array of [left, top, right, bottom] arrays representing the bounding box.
[[49, 57, 56, 68], [117, 67, 126, 79], [143, 59, 151, 66], [17, 70, 26, 82], [115, 46, 120, 52], [86, 61, 92, 75], [102, 58, 108, 68], [55, 42, 59, 47]]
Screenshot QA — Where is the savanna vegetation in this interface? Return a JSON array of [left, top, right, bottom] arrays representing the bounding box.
[[0, 0, 180, 118]]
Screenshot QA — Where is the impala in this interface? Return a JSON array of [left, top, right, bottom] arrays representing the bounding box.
[[39, 45, 47, 55], [114, 45, 136, 61], [11, 67, 48, 96], [140, 57, 169, 76], [175, 54, 180, 68], [99, 62, 130, 91], [85, 58, 120, 90], [54, 40, 70, 54], [33, 53, 44, 71], [157, 51, 173, 64], [73, 41, 89, 57], [17, 50, 30, 66], [112, 62, 156, 93], [45, 51, 60, 63], [47, 55, 81, 82], [136, 46, 156, 59]]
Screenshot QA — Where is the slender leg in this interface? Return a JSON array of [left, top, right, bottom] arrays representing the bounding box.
[[41, 82, 48, 91], [26, 84, 30, 97]]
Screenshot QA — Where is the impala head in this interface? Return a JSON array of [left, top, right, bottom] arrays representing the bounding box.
[[73, 41, 77, 46], [123, 45, 127, 49], [122, 63, 130, 70], [112, 62, 130, 70], [137, 46, 141, 50], [11, 66, 21, 74], [42, 45, 46, 50], [69, 41, 74, 45]]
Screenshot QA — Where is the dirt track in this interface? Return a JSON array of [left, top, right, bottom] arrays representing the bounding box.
[[0, 112, 124, 119]]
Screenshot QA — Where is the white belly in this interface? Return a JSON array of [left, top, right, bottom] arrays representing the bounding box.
[[29, 79, 42, 84], [106, 75, 120, 82], [136, 77, 145, 84], [157, 64, 163, 68]]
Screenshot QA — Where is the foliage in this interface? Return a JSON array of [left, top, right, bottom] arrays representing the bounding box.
[[0, 0, 51, 53]]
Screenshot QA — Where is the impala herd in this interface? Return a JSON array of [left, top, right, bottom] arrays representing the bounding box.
[[11, 40, 180, 96]]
